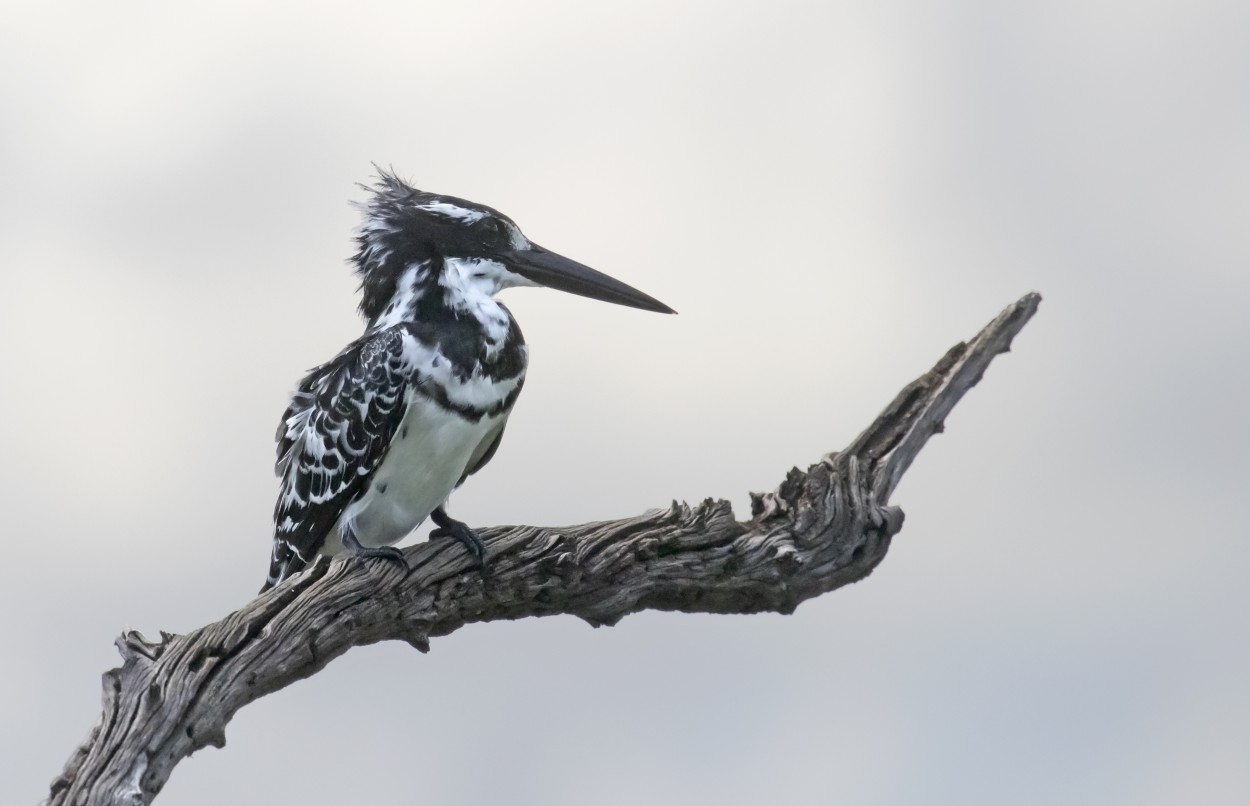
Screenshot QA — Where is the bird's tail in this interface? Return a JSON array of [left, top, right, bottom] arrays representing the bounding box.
[[259, 537, 310, 594]]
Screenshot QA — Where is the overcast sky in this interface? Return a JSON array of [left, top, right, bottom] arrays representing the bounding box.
[[3, 1, 1247, 804]]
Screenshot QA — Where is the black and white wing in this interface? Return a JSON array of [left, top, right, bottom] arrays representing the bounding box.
[[264, 325, 415, 591]]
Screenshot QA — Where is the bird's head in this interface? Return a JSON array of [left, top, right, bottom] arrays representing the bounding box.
[[351, 169, 674, 323]]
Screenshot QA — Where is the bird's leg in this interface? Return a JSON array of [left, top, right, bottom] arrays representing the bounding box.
[[429, 506, 487, 566], [340, 522, 409, 570]]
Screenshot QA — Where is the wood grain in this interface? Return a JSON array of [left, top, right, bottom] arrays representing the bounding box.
[[47, 293, 1041, 805]]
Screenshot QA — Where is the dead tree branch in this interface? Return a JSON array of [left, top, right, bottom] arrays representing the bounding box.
[[48, 293, 1041, 805]]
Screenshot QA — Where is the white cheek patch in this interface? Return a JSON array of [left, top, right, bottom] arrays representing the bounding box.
[[440, 257, 514, 352], [441, 257, 506, 294]]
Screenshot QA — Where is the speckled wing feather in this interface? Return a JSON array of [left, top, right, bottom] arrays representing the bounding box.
[[264, 325, 415, 591]]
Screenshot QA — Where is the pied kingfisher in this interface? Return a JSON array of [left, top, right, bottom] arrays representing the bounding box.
[[262, 170, 673, 591]]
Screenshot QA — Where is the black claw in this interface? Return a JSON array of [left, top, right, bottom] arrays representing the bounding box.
[[340, 525, 409, 571], [430, 507, 488, 567]]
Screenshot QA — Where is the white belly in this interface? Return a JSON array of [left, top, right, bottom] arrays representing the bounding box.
[[324, 392, 505, 554]]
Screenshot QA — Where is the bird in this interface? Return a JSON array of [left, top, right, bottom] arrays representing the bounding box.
[[261, 169, 674, 592]]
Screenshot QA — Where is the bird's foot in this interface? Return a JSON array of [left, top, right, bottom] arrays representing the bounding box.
[[340, 526, 409, 571], [429, 506, 487, 567]]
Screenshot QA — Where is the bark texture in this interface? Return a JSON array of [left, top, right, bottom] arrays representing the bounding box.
[[48, 293, 1041, 806]]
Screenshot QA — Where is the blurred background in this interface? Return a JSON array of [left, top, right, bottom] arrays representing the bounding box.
[[2, 1, 1247, 803]]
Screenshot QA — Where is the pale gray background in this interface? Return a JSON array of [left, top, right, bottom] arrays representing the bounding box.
[[2, 1, 1247, 804]]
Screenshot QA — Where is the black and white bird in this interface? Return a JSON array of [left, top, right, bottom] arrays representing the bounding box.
[[262, 170, 673, 591]]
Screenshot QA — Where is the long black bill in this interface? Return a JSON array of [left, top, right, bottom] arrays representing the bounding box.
[[507, 244, 675, 314]]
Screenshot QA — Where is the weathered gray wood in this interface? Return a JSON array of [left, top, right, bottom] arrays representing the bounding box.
[[47, 293, 1041, 806]]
